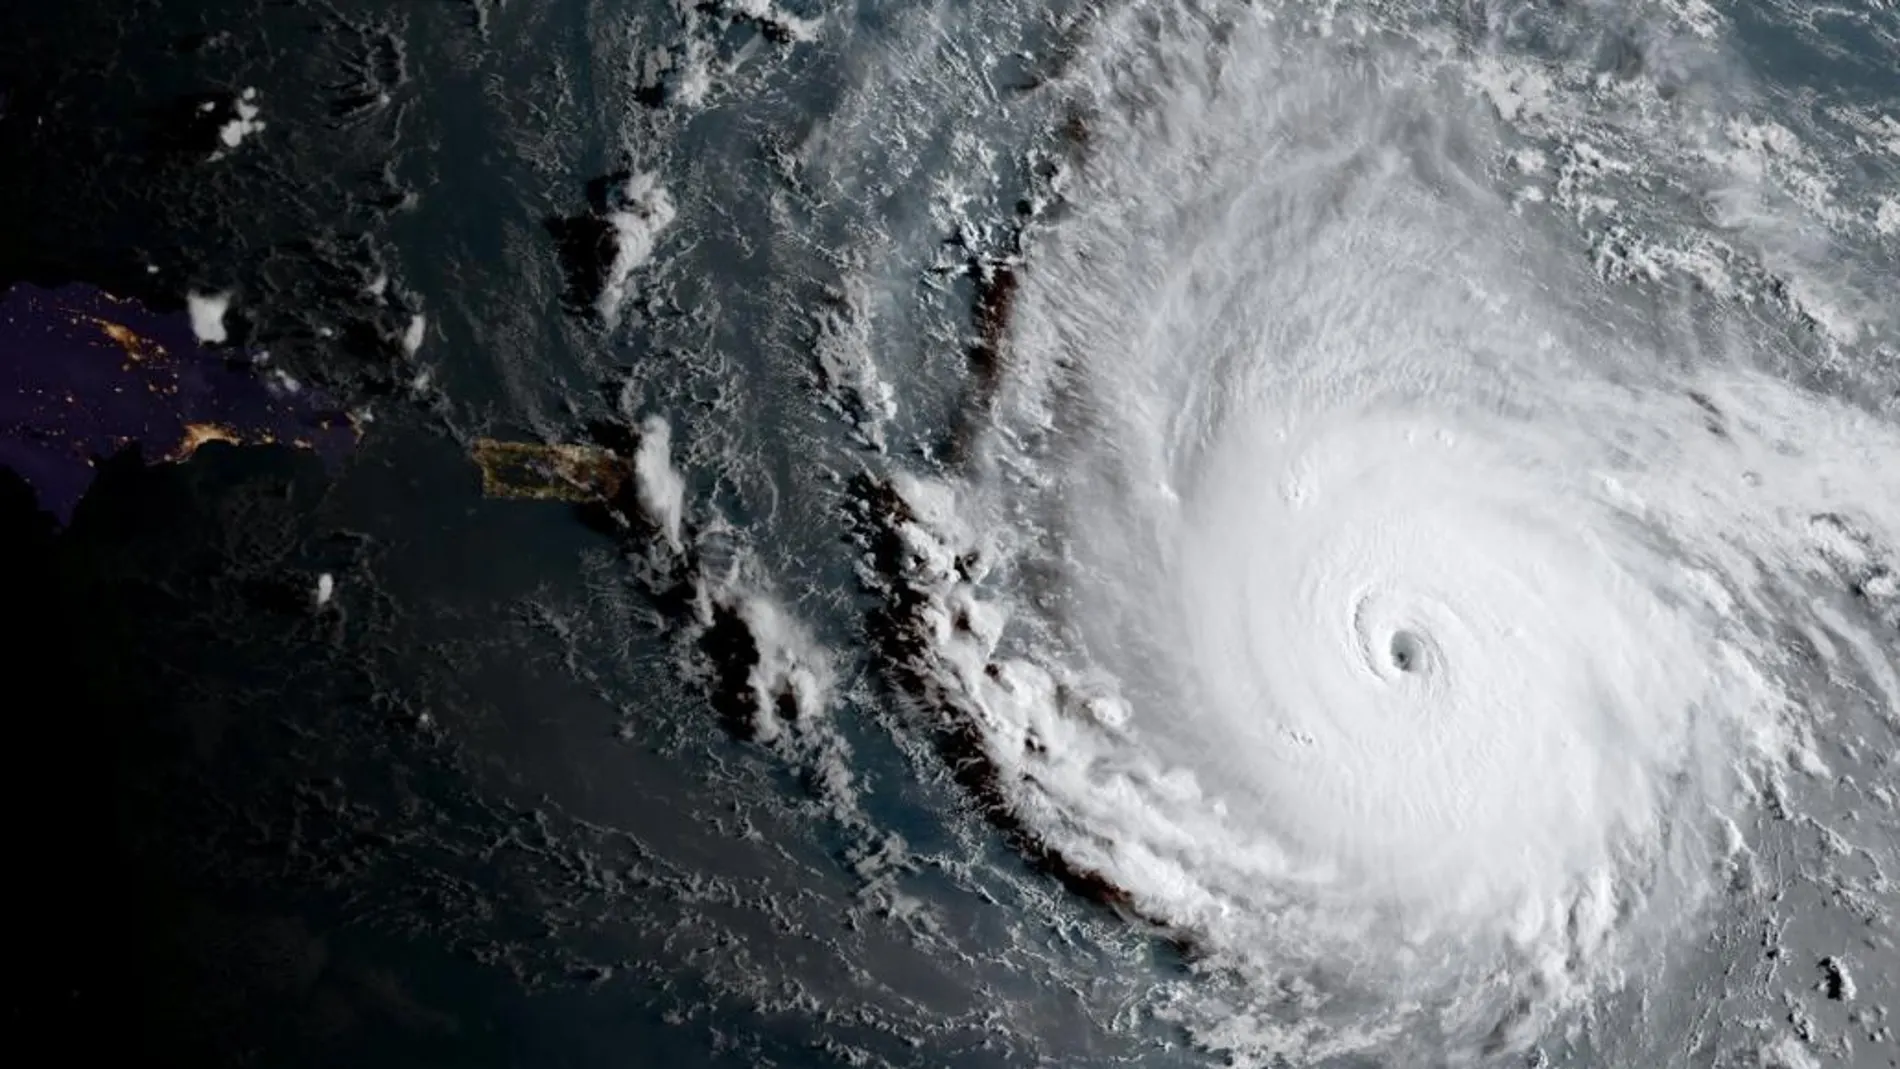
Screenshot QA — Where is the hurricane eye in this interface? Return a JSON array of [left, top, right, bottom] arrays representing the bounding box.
[[1389, 629, 1425, 674], [1389, 630, 1421, 672]]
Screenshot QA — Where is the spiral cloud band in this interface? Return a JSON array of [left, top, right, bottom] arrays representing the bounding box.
[[1177, 407, 1708, 923], [875, 3, 1900, 1060]]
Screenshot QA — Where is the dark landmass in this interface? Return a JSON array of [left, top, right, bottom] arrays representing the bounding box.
[[470, 439, 626, 503], [1, 283, 358, 522]]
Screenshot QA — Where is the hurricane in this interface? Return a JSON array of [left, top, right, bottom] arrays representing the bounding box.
[[841, 0, 1900, 1061], [19, 0, 1900, 1066]]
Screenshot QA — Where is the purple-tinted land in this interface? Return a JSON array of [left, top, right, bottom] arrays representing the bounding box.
[[0, 283, 358, 523]]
